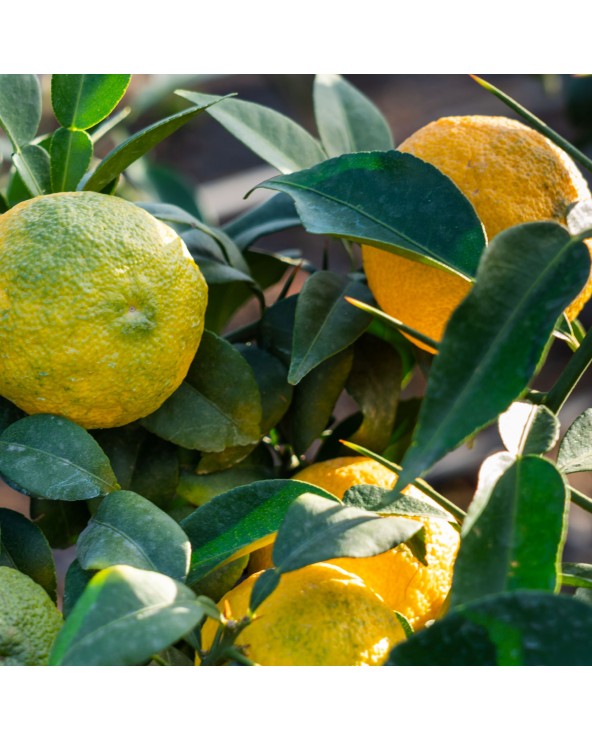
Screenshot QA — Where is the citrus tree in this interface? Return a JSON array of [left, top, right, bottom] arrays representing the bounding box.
[[1, 73, 592, 666]]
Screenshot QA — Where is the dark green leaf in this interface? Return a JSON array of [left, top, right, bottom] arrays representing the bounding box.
[[561, 562, 592, 588], [260, 295, 298, 366], [176, 90, 326, 173], [313, 74, 393, 156], [223, 193, 301, 249], [196, 444, 257, 474], [204, 283, 253, 335], [289, 271, 373, 384], [557, 408, 592, 473], [77, 490, 190, 581], [0, 193, 7, 214], [382, 397, 422, 464], [181, 479, 338, 583], [177, 464, 272, 507], [498, 401, 560, 456], [190, 554, 248, 602], [7, 168, 34, 207], [0, 508, 57, 602], [315, 412, 364, 462], [50, 128, 93, 192], [51, 75, 131, 130], [238, 345, 293, 434], [62, 559, 93, 619], [0, 397, 24, 435], [142, 331, 262, 453], [450, 455, 568, 608], [387, 590, 592, 665], [0, 74, 41, 148], [29, 499, 90, 550], [258, 151, 486, 279], [395, 223, 590, 492], [13, 144, 51, 197], [249, 567, 281, 612], [82, 96, 229, 192], [0, 414, 119, 501], [49, 565, 204, 666], [288, 348, 354, 456], [144, 163, 203, 219], [342, 484, 450, 519]]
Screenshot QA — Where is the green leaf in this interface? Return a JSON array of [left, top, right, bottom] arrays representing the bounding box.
[[0, 508, 57, 602], [144, 162, 203, 220], [176, 90, 326, 173], [0, 74, 41, 148], [258, 151, 486, 279], [0, 397, 24, 435], [51, 74, 131, 130], [30, 499, 90, 550], [561, 562, 592, 588], [190, 554, 248, 602], [288, 348, 354, 456], [313, 74, 393, 156], [82, 96, 229, 192], [12, 144, 51, 196], [142, 331, 262, 453], [450, 455, 568, 608], [62, 559, 93, 619], [238, 345, 293, 434], [288, 272, 373, 384], [342, 484, 450, 519], [395, 223, 591, 492], [557, 408, 592, 473], [77, 490, 191, 581], [346, 335, 402, 452], [382, 397, 422, 464], [6, 168, 33, 207], [498, 401, 560, 456], [50, 128, 93, 192], [260, 295, 298, 366], [0, 414, 119, 501], [223, 193, 300, 249], [177, 463, 272, 507], [181, 479, 338, 584], [387, 590, 592, 665], [49, 565, 204, 666]]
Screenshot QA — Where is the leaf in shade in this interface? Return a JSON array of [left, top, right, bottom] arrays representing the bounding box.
[[498, 401, 560, 456], [0, 397, 25, 435], [77, 490, 190, 581], [51, 74, 131, 130], [313, 74, 394, 157], [176, 90, 326, 173], [288, 271, 373, 384], [30, 499, 91, 550], [49, 565, 205, 666], [450, 455, 568, 609], [382, 397, 423, 464], [177, 463, 272, 507], [0, 508, 57, 603], [260, 295, 298, 366], [12, 144, 51, 197], [346, 334, 402, 452], [557, 409, 592, 473], [238, 345, 293, 434], [82, 96, 230, 192], [0, 74, 41, 148], [257, 151, 486, 279], [142, 331, 262, 453], [223, 193, 301, 249], [190, 554, 249, 603], [561, 562, 592, 589], [62, 559, 93, 619], [387, 591, 592, 666], [144, 162, 203, 220], [0, 414, 119, 501], [288, 348, 354, 456], [394, 223, 591, 493], [181, 479, 338, 584], [50, 128, 93, 192]]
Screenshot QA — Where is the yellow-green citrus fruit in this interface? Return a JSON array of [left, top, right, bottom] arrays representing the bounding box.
[[200, 562, 406, 666], [0, 566, 63, 666], [0, 192, 207, 428], [249, 456, 460, 629], [362, 115, 592, 352]]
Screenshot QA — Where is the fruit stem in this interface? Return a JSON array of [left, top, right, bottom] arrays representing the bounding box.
[[545, 324, 592, 413], [569, 486, 592, 516]]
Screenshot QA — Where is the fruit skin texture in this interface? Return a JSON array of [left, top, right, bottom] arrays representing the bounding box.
[[362, 115, 592, 352], [200, 562, 406, 666], [0, 192, 208, 429], [0, 566, 63, 665], [248, 456, 460, 629]]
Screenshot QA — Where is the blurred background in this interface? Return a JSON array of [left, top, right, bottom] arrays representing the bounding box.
[[2, 73, 592, 576]]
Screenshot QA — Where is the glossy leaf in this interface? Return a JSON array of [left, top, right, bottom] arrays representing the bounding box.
[[83, 96, 229, 192], [561, 562, 592, 588], [498, 401, 560, 456], [0, 414, 119, 501], [557, 408, 592, 473], [387, 591, 592, 666], [13, 144, 51, 197], [238, 345, 293, 433], [313, 74, 393, 156], [181, 479, 338, 583], [142, 331, 262, 453], [0, 74, 41, 148], [30, 499, 91, 550], [288, 271, 373, 384], [51, 74, 131, 130], [49, 565, 205, 666], [77, 490, 190, 581], [223, 193, 301, 249], [50, 127, 93, 192], [395, 223, 590, 492], [0, 508, 57, 602], [450, 455, 568, 608], [258, 151, 486, 279], [177, 90, 326, 173]]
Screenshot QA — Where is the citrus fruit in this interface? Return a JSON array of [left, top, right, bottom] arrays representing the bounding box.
[[0, 192, 207, 428], [248, 456, 460, 629], [362, 115, 592, 352], [199, 562, 406, 666], [0, 566, 63, 665]]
